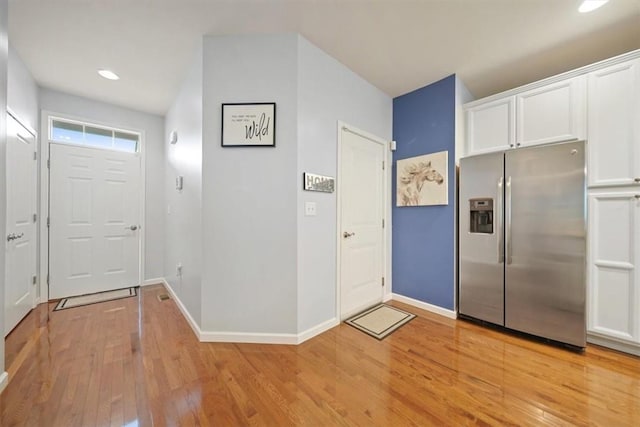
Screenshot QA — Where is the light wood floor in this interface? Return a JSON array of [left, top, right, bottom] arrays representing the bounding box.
[[1, 284, 639, 426]]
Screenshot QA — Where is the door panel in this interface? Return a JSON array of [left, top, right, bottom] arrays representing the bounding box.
[[587, 59, 640, 187], [465, 97, 515, 154], [588, 192, 639, 343], [340, 127, 385, 318], [459, 152, 505, 325], [49, 144, 141, 298], [516, 77, 586, 147], [5, 114, 38, 335], [505, 141, 586, 347]]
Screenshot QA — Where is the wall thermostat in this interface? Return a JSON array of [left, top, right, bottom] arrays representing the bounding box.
[[170, 130, 178, 145]]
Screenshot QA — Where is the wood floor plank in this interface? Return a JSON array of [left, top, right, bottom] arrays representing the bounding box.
[[1, 285, 639, 426]]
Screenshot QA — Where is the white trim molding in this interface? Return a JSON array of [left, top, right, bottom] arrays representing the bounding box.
[[200, 331, 299, 345], [160, 278, 202, 340], [297, 318, 339, 345], [159, 278, 339, 345], [392, 293, 457, 320], [588, 334, 640, 357], [0, 371, 8, 394]]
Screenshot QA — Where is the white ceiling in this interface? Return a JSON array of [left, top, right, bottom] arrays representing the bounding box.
[[8, 0, 640, 116]]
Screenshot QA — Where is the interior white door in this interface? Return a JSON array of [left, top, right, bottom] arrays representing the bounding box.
[[49, 143, 141, 299], [339, 126, 386, 318], [5, 114, 38, 335]]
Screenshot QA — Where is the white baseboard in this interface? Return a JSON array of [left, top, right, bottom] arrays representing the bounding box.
[[155, 277, 338, 345], [160, 278, 202, 340], [142, 278, 165, 286], [0, 371, 8, 394], [200, 331, 299, 345], [297, 317, 339, 344], [392, 293, 457, 319], [588, 334, 640, 357]]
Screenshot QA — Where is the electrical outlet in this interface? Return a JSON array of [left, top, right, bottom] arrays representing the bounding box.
[[305, 202, 317, 216]]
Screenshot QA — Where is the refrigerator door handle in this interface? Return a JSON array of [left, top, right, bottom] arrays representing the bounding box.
[[497, 177, 504, 263], [506, 176, 513, 264]]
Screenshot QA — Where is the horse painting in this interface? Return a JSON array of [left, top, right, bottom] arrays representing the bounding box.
[[396, 152, 448, 206]]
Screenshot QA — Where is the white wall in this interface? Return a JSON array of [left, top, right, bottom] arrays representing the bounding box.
[[0, 0, 8, 385], [164, 44, 203, 327], [7, 44, 37, 131], [39, 88, 165, 280], [296, 36, 393, 332], [201, 34, 299, 334]]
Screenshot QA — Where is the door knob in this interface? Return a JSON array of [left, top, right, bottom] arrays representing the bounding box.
[[6, 232, 23, 242], [634, 177, 640, 183], [126, 225, 138, 231], [343, 231, 355, 238]]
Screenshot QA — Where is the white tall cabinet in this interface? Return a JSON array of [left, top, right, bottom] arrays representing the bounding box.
[[463, 50, 640, 355], [586, 57, 640, 355]]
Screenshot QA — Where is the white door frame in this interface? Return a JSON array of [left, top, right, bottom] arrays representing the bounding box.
[[38, 110, 146, 302], [336, 121, 392, 320]]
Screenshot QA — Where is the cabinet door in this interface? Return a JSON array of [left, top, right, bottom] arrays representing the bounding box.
[[516, 77, 586, 147], [465, 97, 515, 155], [587, 59, 640, 188], [588, 192, 640, 344]]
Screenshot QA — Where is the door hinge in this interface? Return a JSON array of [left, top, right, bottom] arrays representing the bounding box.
[[382, 218, 385, 228], [47, 159, 50, 169], [33, 151, 37, 160], [47, 217, 50, 227], [47, 274, 50, 286], [382, 277, 385, 287], [33, 213, 37, 223], [382, 161, 385, 170], [32, 275, 37, 285]]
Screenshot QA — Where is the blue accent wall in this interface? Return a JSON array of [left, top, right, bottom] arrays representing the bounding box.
[[392, 75, 456, 310]]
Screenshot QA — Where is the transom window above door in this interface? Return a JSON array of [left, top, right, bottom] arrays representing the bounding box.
[[49, 117, 140, 153]]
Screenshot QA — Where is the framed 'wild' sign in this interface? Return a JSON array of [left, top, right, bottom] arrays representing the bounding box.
[[221, 103, 276, 147]]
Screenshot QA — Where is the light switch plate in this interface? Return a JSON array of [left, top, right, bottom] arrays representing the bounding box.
[[305, 202, 317, 216]]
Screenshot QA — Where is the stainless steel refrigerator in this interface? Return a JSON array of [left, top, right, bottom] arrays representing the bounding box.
[[459, 140, 586, 348]]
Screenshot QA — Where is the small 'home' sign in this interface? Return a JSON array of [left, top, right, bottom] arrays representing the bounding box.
[[303, 173, 335, 193]]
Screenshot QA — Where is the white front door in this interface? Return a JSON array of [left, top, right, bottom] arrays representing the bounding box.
[[49, 143, 141, 299], [5, 114, 38, 335], [339, 125, 386, 318]]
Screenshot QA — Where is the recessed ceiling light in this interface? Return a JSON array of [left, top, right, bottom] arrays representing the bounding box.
[[98, 69, 120, 80], [578, 0, 609, 13]]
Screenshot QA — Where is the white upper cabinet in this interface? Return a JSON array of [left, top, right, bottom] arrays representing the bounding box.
[[587, 58, 640, 188], [465, 97, 515, 154], [516, 76, 586, 147], [464, 76, 586, 156]]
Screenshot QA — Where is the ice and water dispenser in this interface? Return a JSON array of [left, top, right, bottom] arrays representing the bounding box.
[[469, 198, 494, 234]]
